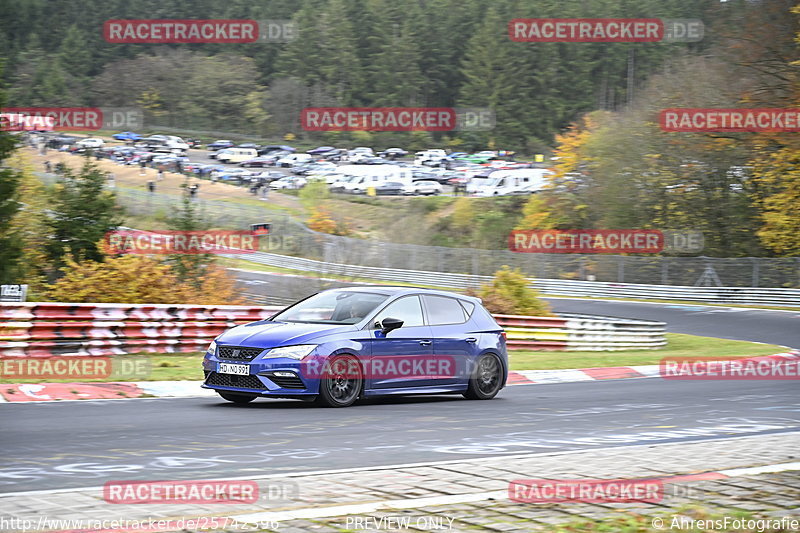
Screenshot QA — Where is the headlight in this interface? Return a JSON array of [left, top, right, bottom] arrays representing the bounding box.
[[206, 340, 217, 355], [264, 344, 317, 360]]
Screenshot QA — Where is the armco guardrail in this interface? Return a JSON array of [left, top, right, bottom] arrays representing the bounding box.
[[496, 313, 666, 351], [232, 251, 800, 306], [0, 303, 665, 357]]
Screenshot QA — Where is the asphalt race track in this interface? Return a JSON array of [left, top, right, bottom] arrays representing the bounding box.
[[2, 379, 798, 492], [1, 271, 798, 494]]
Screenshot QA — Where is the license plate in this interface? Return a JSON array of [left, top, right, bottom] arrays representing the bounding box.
[[218, 363, 250, 375]]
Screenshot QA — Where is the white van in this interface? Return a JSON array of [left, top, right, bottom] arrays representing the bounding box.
[[277, 153, 313, 167], [216, 148, 258, 163], [474, 169, 552, 196], [414, 149, 448, 166]]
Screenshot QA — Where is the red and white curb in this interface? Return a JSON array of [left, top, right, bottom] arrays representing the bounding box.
[[508, 350, 800, 385], [2, 351, 797, 402]]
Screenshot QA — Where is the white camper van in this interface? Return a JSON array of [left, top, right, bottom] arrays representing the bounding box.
[[330, 164, 412, 194], [474, 169, 552, 196], [216, 148, 258, 163]]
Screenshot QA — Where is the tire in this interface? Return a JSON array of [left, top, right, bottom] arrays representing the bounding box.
[[463, 353, 503, 400], [315, 354, 363, 407], [217, 391, 256, 404]]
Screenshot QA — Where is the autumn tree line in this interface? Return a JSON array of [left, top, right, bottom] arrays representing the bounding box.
[[0, 0, 798, 259]]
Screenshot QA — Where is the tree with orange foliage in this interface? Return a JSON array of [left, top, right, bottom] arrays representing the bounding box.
[[47, 253, 244, 305]]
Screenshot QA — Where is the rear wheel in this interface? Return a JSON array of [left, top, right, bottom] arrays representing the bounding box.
[[315, 355, 363, 407], [463, 353, 503, 400], [217, 391, 257, 404]]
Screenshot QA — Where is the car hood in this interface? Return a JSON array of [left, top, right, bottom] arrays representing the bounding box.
[[216, 321, 358, 348]]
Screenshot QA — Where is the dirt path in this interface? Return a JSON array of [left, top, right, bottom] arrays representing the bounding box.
[[27, 146, 304, 212]]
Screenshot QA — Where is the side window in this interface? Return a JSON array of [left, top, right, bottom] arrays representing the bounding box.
[[423, 295, 468, 325], [372, 296, 424, 328], [459, 300, 475, 318]]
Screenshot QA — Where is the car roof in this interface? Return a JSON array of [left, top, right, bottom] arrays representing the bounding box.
[[323, 285, 480, 302]]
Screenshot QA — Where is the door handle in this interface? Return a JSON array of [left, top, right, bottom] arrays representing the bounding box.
[[419, 340, 432, 346], [465, 337, 477, 343]]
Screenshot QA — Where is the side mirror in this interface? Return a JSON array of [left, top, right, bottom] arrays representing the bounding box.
[[377, 317, 404, 335]]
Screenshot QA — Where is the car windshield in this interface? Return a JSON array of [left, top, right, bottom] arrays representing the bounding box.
[[271, 291, 389, 324]]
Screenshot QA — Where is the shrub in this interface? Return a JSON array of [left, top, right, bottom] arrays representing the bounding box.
[[47, 254, 244, 304], [468, 266, 553, 316]]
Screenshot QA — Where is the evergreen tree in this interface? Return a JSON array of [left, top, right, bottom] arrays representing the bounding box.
[[45, 157, 122, 276], [0, 67, 23, 284]]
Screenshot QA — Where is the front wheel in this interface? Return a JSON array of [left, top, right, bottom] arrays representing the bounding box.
[[463, 353, 503, 400], [315, 355, 363, 407], [217, 391, 257, 404]]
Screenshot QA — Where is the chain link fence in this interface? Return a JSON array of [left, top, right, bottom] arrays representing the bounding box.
[[40, 173, 800, 288]]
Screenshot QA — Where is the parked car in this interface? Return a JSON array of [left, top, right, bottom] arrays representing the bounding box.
[[216, 148, 259, 164], [270, 176, 307, 189], [374, 181, 406, 195], [293, 161, 337, 175], [404, 180, 442, 196], [320, 148, 347, 161], [185, 138, 202, 148], [352, 156, 387, 165], [201, 287, 508, 407], [307, 146, 335, 155], [207, 139, 235, 151], [258, 144, 295, 155], [378, 148, 408, 159], [414, 149, 448, 166], [112, 131, 141, 142], [277, 153, 313, 168], [253, 170, 286, 183], [237, 143, 260, 150], [136, 135, 188, 154], [213, 168, 254, 182], [76, 138, 104, 149], [240, 156, 279, 168]]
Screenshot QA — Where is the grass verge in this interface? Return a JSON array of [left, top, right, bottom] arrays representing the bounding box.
[[509, 333, 785, 371]]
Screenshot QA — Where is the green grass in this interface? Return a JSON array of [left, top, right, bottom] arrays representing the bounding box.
[[0, 334, 783, 384], [509, 333, 785, 370]]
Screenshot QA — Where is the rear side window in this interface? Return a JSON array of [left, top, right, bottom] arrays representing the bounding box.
[[423, 295, 468, 325], [459, 300, 475, 318]]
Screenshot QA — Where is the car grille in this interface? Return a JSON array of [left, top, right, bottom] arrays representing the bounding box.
[[205, 372, 266, 390], [264, 375, 306, 389], [217, 346, 263, 361]]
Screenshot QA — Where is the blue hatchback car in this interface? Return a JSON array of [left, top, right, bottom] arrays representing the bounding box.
[[202, 287, 508, 407]]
